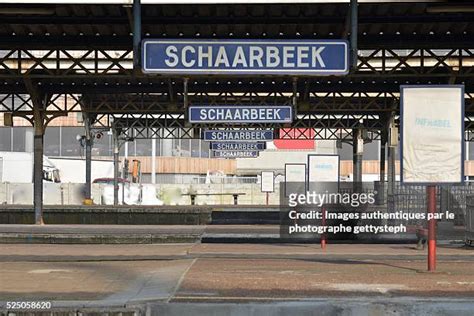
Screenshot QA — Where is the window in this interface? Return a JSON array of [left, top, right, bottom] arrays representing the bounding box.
[[179, 139, 191, 157], [0, 127, 12, 151], [363, 140, 379, 160], [155, 139, 161, 156], [191, 139, 201, 157], [61, 127, 83, 157], [44, 127, 60, 156], [93, 131, 112, 157], [200, 139, 210, 158], [135, 139, 152, 156], [12, 127, 31, 152], [338, 142, 352, 160], [469, 142, 474, 161]]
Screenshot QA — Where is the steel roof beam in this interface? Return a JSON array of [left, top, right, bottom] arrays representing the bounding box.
[[1, 13, 473, 25], [0, 35, 472, 50], [1, 81, 473, 94]]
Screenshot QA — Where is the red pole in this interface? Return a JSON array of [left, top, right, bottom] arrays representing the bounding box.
[[427, 185, 437, 272], [321, 205, 327, 250]]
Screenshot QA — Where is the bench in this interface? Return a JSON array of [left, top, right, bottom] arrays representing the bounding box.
[[183, 193, 246, 205]]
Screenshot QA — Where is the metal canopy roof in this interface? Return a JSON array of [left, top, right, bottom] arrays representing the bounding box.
[[0, 1, 473, 120], [0, 2, 472, 49]]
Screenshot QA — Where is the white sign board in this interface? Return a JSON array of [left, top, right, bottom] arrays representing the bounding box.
[[401, 85, 464, 184], [284, 163, 307, 196], [285, 163, 307, 182], [261, 171, 275, 193], [308, 155, 340, 182]]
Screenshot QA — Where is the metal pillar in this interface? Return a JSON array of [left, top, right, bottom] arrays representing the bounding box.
[[373, 132, 387, 206], [133, 0, 141, 71], [427, 185, 437, 271], [85, 139, 92, 199], [386, 115, 397, 211], [84, 115, 93, 200], [380, 136, 386, 183], [386, 144, 396, 212], [27, 79, 47, 225], [350, 0, 358, 70], [183, 78, 190, 127], [291, 77, 298, 121], [33, 129, 44, 225], [112, 126, 120, 205], [151, 134, 156, 184], [387, 145, 396, 194], [378, 131, 387, 205], [353, 128, 363, 191]]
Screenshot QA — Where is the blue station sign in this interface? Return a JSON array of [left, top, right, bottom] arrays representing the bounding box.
[[142, 39, 349, 75], [213, 151, 259, 158], [210, 142, 266, 151], [189, 105, 292, 123], [204, 130, 274, 142]]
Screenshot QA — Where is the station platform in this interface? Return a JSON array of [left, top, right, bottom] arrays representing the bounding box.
[[0, 205, 280, 225], [1, 243, 474, 315], [0, 224, 465, 245]]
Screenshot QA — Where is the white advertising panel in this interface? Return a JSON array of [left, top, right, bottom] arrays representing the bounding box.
[[285, 163, 307, 183], [308, 155, 340, 182], [284, 163, 307, 196], [401, 85, 464, 184], [261, 171, 275, 193]]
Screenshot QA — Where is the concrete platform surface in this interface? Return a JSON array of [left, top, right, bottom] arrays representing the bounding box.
[[1, 241, 474, 262], [1, 243, 474, 314]]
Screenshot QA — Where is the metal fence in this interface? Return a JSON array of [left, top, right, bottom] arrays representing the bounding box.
[[154, 174, 258, 184], [335, 181, 472, 226], [390, 182, 474, 226]]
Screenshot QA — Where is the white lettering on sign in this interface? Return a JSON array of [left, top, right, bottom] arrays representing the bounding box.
[[312, 47, 326, 67], [214, 151, 258, 158], [182, 46, 195, 67], [215, 46, 230, 67], [198, 46, 212, 67], [199, 108, 282, 121], [210, 131, 269, 141], [214, 143, 262, 150], [164, 46, 179, 67], [163, 45, 327, 69]]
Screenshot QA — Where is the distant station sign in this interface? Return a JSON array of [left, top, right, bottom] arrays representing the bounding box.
[[213, 151, 259, 158], [210, 142, 266, 151], [203, 130, 274, 142], [142, 39, 349, 75], [189, 106, 292, 123]]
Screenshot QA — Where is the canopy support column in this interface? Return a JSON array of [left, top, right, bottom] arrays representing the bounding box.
[[353, 127, 363, 192], [25, 79, 49, 225], [350, 0, 358, 70], [112, 125, 120, 206], [84, 114, 93, 200], [133, 0, 141, 71]]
